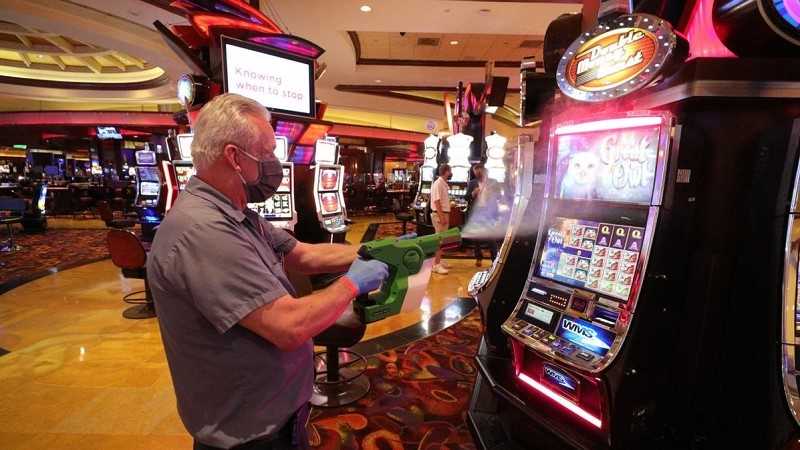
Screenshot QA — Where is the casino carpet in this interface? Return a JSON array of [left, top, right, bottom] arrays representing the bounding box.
[[0, 229, 109, 291], [309, 311, 481, 450], [365, 222, 486, 260]]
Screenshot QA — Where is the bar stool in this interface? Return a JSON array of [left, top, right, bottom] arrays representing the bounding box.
[[311, 307, 369, 407], [106, 229, 156, 319]]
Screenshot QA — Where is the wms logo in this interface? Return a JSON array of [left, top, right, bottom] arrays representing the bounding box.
[[559, 318, 612, 352], [543, 365, 578, 394]]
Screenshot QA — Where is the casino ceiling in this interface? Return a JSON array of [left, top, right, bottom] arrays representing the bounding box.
[[0, 0, 580, 120]]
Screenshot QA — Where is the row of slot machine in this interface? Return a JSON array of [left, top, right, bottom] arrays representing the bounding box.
[[131, 134, 348, 242], [412, 131, 510, 230], [468, 2, 800, 449]]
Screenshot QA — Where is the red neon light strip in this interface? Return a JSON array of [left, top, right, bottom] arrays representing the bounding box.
[[554, 116, 664, 135], [190, 14, 281, 38], [517, 372, 603, 429]]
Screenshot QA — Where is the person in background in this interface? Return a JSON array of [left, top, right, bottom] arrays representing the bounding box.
[[430, 163, 452, 274], [147, 94, 389, 450], [466, 164, 498, 267]]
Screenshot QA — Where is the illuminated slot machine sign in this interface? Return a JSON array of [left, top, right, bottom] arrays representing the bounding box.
[[485, 132, 508, 182]]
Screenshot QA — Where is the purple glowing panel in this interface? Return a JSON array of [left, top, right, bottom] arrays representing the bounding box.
[[250, 35, 325, 59], [292, 145, 314, 165], [274, 120, 306, 144]]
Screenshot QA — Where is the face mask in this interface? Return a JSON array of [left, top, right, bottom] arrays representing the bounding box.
[[235, 147, 284, 203]]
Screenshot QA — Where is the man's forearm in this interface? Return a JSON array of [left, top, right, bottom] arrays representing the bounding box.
[[293, 279, 357, 343], [289, 243, 358, 274]]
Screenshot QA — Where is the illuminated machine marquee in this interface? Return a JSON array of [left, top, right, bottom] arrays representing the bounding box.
[[557, 14, 685, 102]]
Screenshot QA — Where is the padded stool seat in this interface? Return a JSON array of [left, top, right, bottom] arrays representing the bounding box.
[[395, 211, 413, 235], [311, 306, 369, 407], [107, 229, 156, 320]]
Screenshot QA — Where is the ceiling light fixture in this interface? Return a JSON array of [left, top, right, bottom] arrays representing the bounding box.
[[375, 79, 382, 83], [450, 40, 459, 45], [360, 5, 372, 12]]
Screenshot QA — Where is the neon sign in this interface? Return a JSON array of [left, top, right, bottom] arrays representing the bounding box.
[[557, 14, 685, 102]]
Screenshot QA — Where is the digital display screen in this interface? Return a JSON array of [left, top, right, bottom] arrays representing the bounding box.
[[274, 136, 288, 161], [175, 165, 195, 190], [176, 134, 194, 160], [554, 125, 660, 204], [555, 316, 615, 356], [139, 182, 160, 196], [319, 168, 339, 191], [37, 185, 47, 212], [278, 167, 291, 193], [421, 186, 431, 194], [97, 126, 122, 139], [526, 303, 555, 325], [319, 192, 341, 215], [421, 167, 434, 182], [451, 166, 470, 183], [135, 151, 156, 166], [137, 166, 160, 182], [249, 193, 292, 220], [223, 37, 314, 117], [538, 217, 644, 301], [315, 140, 337, 164]]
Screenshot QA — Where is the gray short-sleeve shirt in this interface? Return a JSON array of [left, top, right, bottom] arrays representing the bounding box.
[[147, 177, 312, 448]]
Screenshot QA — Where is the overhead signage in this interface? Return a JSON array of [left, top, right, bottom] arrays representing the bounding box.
[[557, 14, 683, 102], [556, 316, 615, 356], [222, 36, 315, 118]]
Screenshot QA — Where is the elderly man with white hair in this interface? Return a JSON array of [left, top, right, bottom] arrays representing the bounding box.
[[147, 93, 389, 450]]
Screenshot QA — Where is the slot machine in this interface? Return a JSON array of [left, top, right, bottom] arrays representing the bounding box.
[[484, 132, 508, 183], [445, 132, 472, 210], [470, 4, 800, 449], [162, 132, 197, 213], [310, 136, 347, 242], [413, 134, 440, 231], [134, 149, 162, 240], [248, 136, 297, 231]]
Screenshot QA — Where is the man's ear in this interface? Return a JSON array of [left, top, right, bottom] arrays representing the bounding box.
[[223, 144, 241, 172]]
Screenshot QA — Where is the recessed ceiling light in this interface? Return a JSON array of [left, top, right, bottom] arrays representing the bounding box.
[[36, 54, 44, 58], [375, 79, 382, 83], [450, 40, 459, 45], [360, 5, 372, 12]]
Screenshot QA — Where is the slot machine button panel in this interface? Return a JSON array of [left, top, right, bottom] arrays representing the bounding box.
[[576, 351, 595, 362]]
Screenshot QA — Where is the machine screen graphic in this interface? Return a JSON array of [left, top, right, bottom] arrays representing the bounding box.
[[421, 167, 434, 182], [319, 192, 341, 215], [555, 125, 660, 204], [556, 316, 615, 356], [139, 182, 160, 196], [135, 151, 156, 166], [250, 193, 292, 219], [175, 166, 195, 190], [538, 216, 644, 301], [451, 166, 470, 183], [278, 167, 291, 192], [319, 168, 339, 191], [138, 167, 160, 182]]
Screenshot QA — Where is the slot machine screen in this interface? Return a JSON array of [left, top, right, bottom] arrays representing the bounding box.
[[554, 121, 662, 204], [450, 166, 470, 183], [319, 192, 341, 215], [139, 182, 160, 197], [138, 167, 160, 182], [278, 167, 291, 193], [319, 168, 339, 191], [538, 216, 645, 301], [135, 151, 157, 166], [36, 184, 47, 213], [273, 136, 288, 161], [175, 165, 195, 190], [315, 140, 337, 164], [421, 167, 434, 182], [176, 134, 194, 160], [249, 193, 292, 220]]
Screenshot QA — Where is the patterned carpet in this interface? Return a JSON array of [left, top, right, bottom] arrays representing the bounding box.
[[310, 311, 481, 450], [368, 222, 484, 260], [0, 229, 109, 288]]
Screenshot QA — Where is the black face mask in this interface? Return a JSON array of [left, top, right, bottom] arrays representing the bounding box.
[[236, 148, 284, 203]]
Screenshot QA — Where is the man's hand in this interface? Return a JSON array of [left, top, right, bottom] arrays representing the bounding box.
[[342, 258, 390, 296]]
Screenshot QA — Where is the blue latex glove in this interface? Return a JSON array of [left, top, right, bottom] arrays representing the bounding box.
[[343, 258, 390, 296], [398, 232, 417, 240]]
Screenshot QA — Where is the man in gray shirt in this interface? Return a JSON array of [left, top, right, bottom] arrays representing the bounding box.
[[147, 94, 388, 450]]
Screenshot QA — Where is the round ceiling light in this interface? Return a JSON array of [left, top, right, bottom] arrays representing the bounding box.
[[360, 5, 372, 12], [450, 40, 459, 45]]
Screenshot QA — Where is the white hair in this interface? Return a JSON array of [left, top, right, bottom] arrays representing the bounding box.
[[191, 93, 271, 170]]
